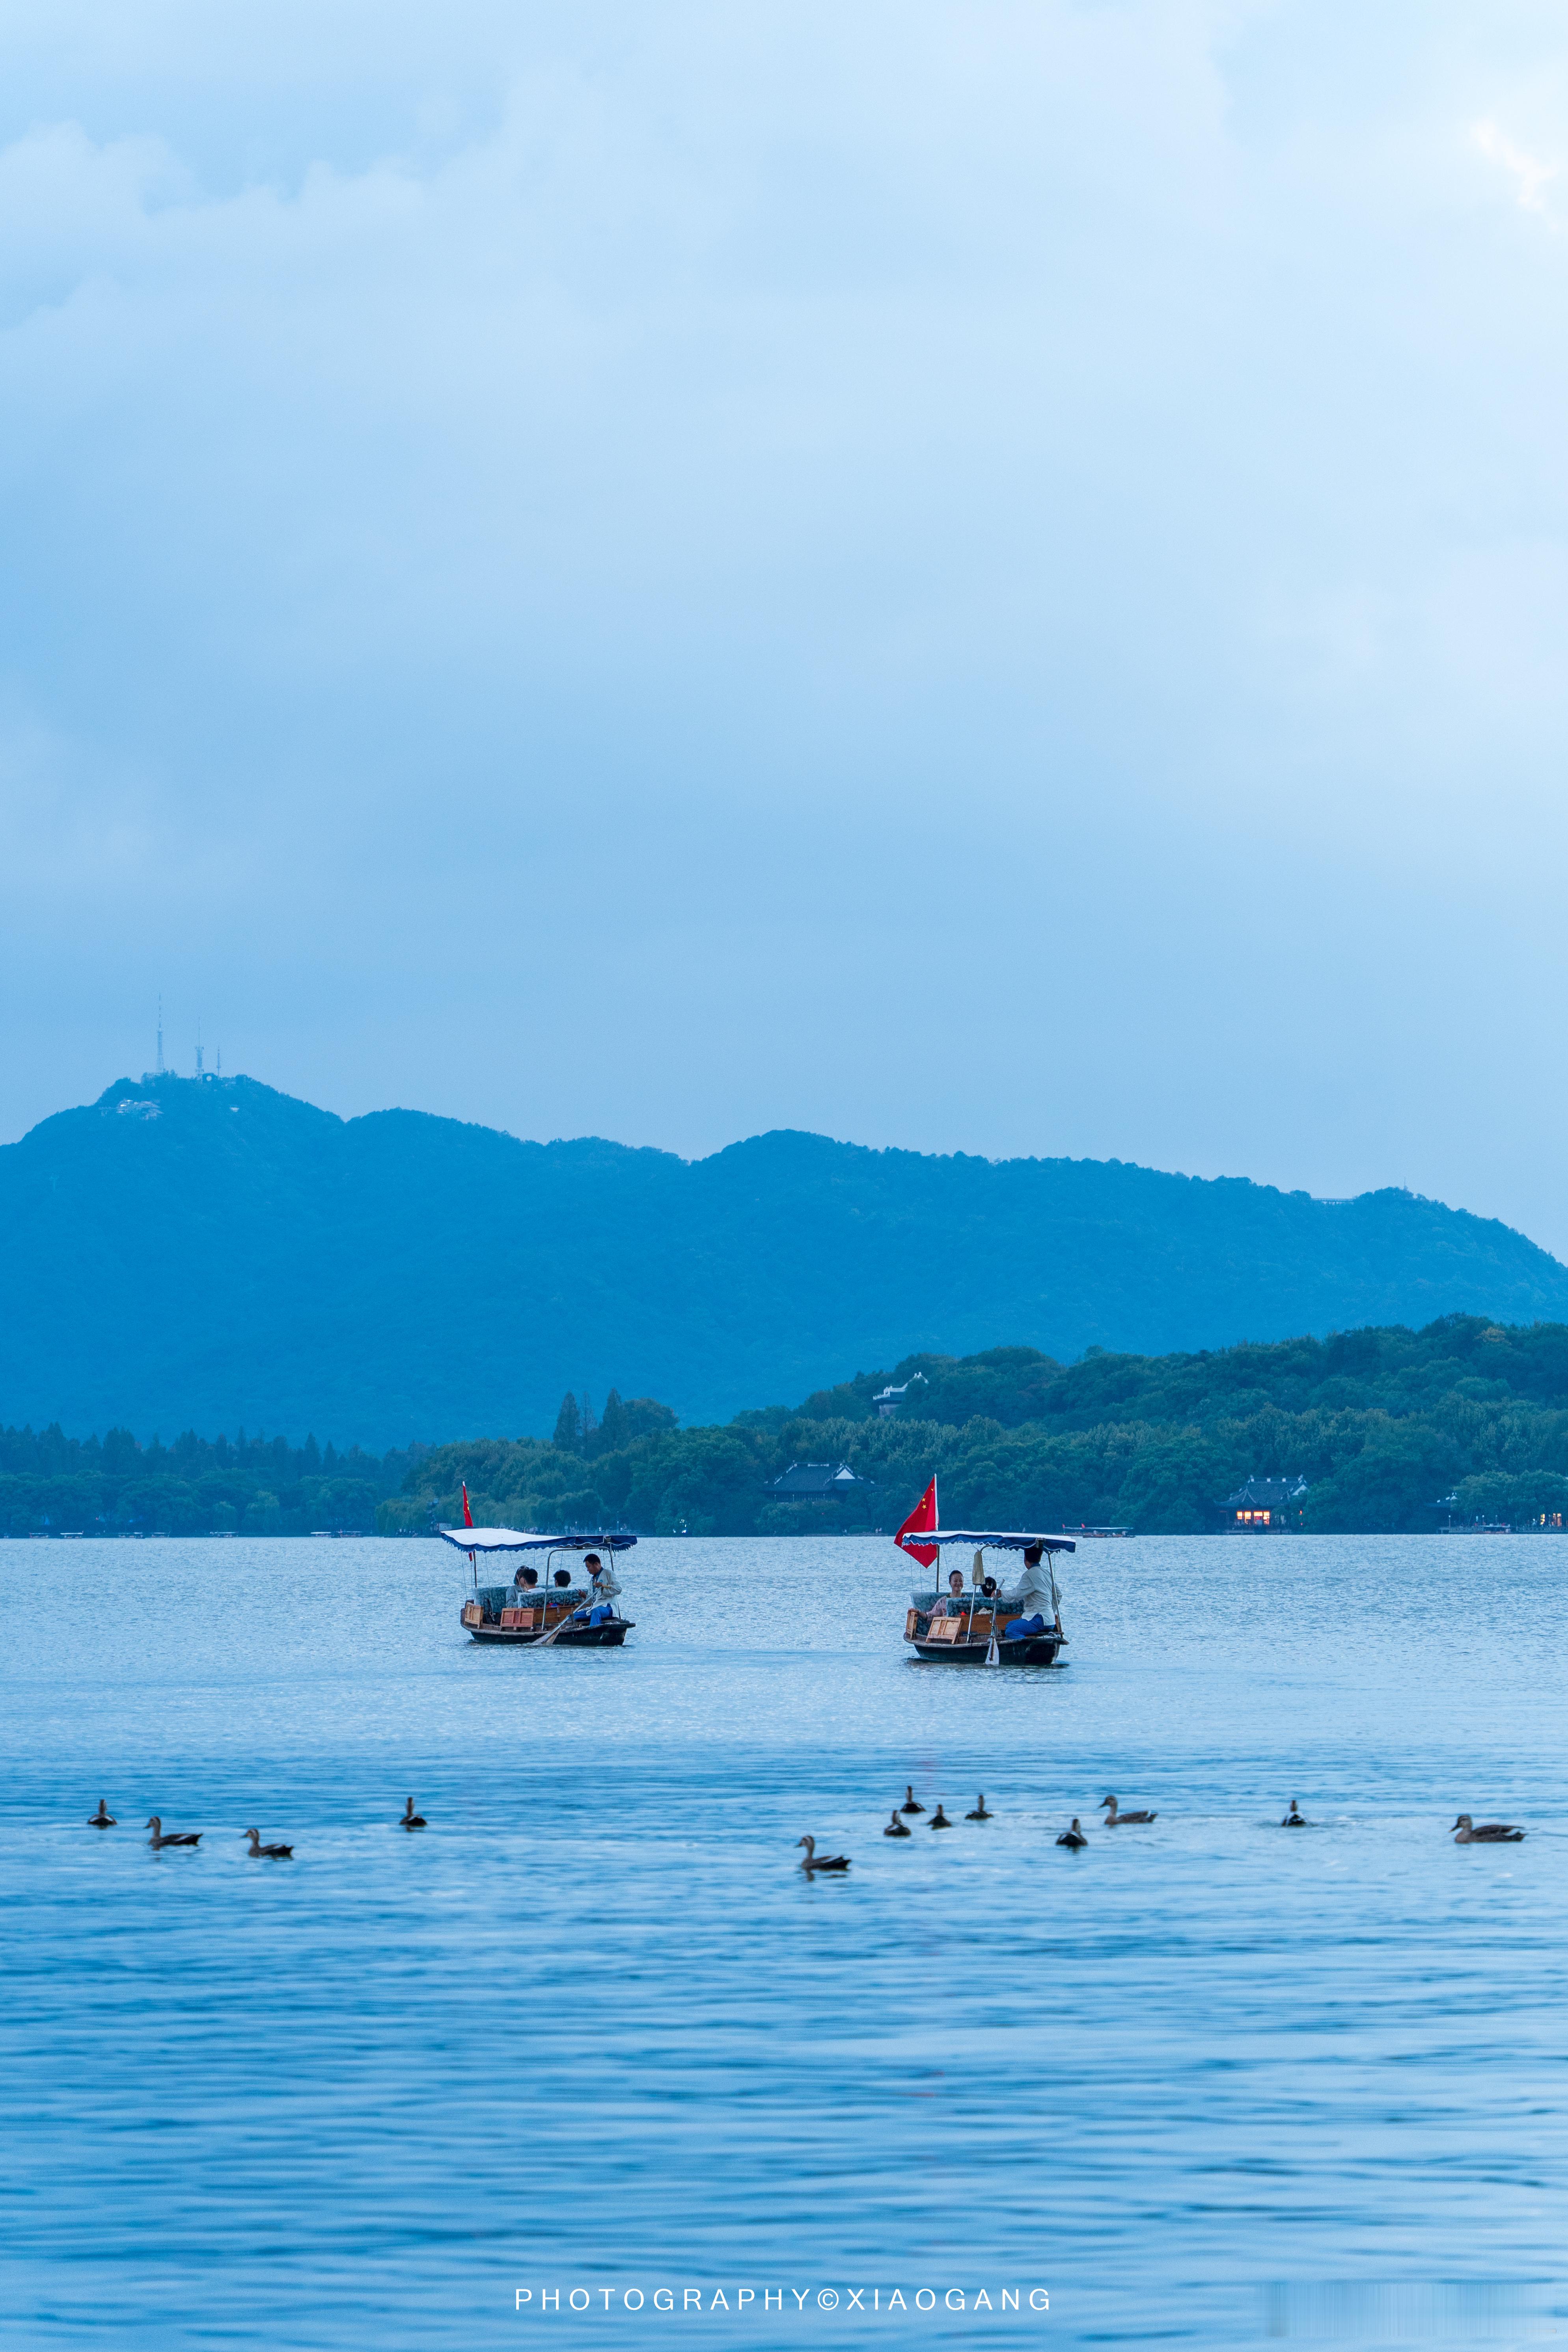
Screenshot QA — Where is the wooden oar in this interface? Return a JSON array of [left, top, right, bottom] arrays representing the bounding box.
[[535, 1595, 596, 1647]]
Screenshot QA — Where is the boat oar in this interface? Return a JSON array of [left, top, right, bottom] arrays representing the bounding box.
[[535, 1589, 603, 1647], [981, 1549, 1000, 1662]]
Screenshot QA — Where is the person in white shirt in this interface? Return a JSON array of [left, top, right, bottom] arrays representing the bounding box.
[[1007, 1542, 1061, 1630], [585, 1551, 621, 1604]]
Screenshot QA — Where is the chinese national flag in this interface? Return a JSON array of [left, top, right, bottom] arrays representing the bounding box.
[[895, 1476, 939, 1569], [461, 1482, 474, 1528]]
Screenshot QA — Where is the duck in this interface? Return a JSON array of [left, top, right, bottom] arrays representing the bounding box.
[[1099, 1793, 1156, 1825], [1056, 1818, 1088, 1849], [796, 1835, 850, 1873], [965, 1794, 992, 1820], [929, 1803, 952, 1829], [243, 1828, 295, 1860], [1283, 1799, 1308, 1827], [899, 1785, 925, 1815], [882, 1810, 912, 1838], [145, 1816, 201, 1849], [87, 1800, 116, 1828], [400, 1798, 427, 1830], [1452, 1812, 1525, 1844]]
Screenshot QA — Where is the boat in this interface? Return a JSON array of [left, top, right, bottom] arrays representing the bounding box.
[[440, 1523, 638, 1647], [895, 1479, 1074, 1665]]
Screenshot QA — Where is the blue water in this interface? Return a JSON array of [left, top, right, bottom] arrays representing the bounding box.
[[1, 1534, 1564, 2349]]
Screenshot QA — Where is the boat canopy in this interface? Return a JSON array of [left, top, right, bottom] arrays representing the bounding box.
[[437, 1527, 638, 1554], [914, 1529, 1076, 1554]]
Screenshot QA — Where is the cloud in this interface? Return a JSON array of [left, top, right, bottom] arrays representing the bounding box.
[[1473, 116, 1561, 222], [5, 4, 1568, 1262]]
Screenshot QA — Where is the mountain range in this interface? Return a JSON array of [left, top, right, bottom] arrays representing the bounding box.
[[4, 1072, 1567, 1448]]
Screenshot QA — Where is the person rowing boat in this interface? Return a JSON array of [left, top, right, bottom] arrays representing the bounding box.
[[894, 1480, 1074, 1667], [444, 1528, 639, 1648]]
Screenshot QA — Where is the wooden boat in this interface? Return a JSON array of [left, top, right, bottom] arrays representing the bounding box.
[[895, 1483, 1074, 1665], [439, 1525, 638, 1647]]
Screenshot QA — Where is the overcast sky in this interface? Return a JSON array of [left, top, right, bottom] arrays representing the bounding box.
[[4, 2, 1568, 1250]]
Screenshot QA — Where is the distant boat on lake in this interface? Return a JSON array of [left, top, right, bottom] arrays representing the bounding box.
[[894, 1478, 1074, 1666], [441, 1516, 638, 1649]]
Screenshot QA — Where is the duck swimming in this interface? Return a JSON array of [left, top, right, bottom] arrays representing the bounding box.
[[243, 1828, 295, 1860], [1099, 1794, 1156, 1825], [145, 1816, 201, 1849], [1057, 1818, 1088, 1849], [965, 1794, 992, 1820], [797, 1835, 850, 1873], [87, 1800, 116, 1828], [929, 1804, 952, 1829], [400, 1798, 427, 1830], [882, 1811, 912, 1838], [899, 1786, 925, 1815], [1452, 1813, 1525, 1843], [1283, 1799, 1307, 1827]]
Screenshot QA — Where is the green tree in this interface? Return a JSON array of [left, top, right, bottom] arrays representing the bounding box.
[[1302, 1420, 1452, 1533], [597, 1389, 627, 1451], [1114, 1434, 1235, 1534], [377, 1495, 433, 1535]]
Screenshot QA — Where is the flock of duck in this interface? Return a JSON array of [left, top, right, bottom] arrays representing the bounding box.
[[85, 1788, 1528, 1872], [85, 1796, 429, 1854], [797, 1788, 1528, 1872]]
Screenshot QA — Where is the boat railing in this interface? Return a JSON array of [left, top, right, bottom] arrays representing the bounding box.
[[466, 1582, 594, 1626]]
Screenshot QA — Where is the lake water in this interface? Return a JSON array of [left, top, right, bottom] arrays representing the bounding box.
[[1, 1534, 1563, 2350]]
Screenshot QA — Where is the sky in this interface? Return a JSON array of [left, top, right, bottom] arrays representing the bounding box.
[[4, 2, 1568, 1250]]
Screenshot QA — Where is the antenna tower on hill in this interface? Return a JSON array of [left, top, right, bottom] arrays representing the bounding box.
[[196, 1020, 203, 1080], [156, 996, 164, 1076]]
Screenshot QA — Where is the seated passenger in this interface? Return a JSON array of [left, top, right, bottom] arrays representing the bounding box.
[[513, 1566, 540, 1590], [932, 1567, 970, 1617]]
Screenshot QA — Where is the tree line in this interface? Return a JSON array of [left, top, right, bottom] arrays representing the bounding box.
[[383, 1317, 1568, 1537], [0, 1423, 420, 1538], [12, 1316, 1568, 1537]]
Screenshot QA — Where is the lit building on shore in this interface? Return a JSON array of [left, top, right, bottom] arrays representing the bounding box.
[[1221, 1475, 1308, 1530]]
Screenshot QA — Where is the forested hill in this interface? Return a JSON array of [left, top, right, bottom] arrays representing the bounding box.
[[6, 1071, 1568, 1448], [400, 1319, 1568, 1538], [8, 1318, 1568, 1536]]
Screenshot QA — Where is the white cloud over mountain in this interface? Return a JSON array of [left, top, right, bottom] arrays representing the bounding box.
[[4, 3, 1568, 1249]]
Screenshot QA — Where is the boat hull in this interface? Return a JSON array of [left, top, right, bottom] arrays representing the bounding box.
[[464, 1618, 634, 1648], [908, 1633, 1065, 1666]]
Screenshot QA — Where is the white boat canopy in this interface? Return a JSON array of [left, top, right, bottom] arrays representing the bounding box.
[[436, 1527, 638, 1554], [914, 1530, 1075, 1554]]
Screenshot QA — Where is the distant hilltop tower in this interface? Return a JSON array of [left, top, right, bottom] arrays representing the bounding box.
[[192, 1022, 224, 1083], [156, 995, 164, 1077]]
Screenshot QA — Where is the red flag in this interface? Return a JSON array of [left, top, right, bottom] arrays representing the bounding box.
[[895, 1476, 939, 1570], [461, 1482, 474, 1528]]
